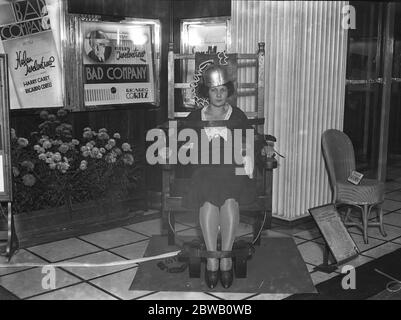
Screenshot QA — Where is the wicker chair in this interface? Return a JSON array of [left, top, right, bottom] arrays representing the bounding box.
[[321, 129, 387, 244]]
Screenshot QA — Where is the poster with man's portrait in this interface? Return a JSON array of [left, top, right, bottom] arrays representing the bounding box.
[[82, 21, 156, 106]]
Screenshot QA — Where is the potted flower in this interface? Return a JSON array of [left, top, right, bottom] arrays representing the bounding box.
[[11, 109, 143, 244]]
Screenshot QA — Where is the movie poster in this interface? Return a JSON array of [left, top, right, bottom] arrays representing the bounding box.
[[0, 0, 63, 109], [82, 21, 155, 106]]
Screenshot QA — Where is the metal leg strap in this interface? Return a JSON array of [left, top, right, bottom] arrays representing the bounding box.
[[179, 239, 255, 279]]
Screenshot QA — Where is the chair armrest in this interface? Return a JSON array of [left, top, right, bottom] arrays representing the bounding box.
[[263, 157, 278, 170], [161, 164, 176, 198], [161, 164, 174, 171]]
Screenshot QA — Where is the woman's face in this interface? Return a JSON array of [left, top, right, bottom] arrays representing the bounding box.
[[208, 85, 228, 107]]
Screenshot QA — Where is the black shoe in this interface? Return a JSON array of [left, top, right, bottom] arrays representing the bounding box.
[[220, 269, 234, 289], [205, 267, 219, 289]]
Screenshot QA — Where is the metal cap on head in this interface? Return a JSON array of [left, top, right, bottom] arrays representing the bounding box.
[[203, 65, 230, 88]]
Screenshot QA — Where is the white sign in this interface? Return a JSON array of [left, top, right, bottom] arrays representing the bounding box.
[[0, 0, 63, 109]]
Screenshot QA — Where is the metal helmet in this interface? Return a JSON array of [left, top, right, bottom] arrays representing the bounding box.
[[203, 65, 230, 88]]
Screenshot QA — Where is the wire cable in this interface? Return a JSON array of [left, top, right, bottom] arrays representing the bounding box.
[[0, 250, 180, 268]]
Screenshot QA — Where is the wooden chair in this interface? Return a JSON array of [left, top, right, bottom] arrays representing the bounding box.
[[161, 42, 277, 250]]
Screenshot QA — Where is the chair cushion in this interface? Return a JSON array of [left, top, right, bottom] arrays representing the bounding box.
[[336, 179, 385, 205]]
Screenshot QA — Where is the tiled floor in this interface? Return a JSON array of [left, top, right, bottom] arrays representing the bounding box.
[[1, 168, 401, 300]]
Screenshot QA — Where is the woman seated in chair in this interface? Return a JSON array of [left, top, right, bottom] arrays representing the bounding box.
[[184, 65, 255, 289]]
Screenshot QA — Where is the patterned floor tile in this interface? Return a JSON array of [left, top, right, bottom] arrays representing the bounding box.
[[79, 228, 147, 249], [293, 228, 322, 241], [383, 212, 401, 227], [110, 240, 149, 260], [259, 229, 291, 238], [0, 249, 47, 276], [336, 254, 373, 271], [392, 237, 401, 244], [0, 267, 80, 299], [310, 271, 339, 285], [62, 251, 135, 280], [310, 237, 325, 245], [348, 224, 401, 241], [176, 228, 202, 237], [296, 242, 325, 266], [382, 199, 401, 212], [125, 218, 188, 236], [174, 211, 199, 228], [28, 283, 116, 300], [385, 181, 401, 193], [306, 264, 316, 273], [90, 268, 152, 300], [28, 238, 99, 262], [362, 242, 401, 259], [385, 190, 401, 201], [349, 233, 385, 252]]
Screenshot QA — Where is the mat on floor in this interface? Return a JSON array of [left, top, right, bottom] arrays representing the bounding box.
[[286, 248, 401, 300], [0, 285, 19, 300], [130, 235, 316, 294]]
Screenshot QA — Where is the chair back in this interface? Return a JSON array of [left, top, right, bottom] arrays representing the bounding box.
[[168, 42, 266, 133], [321, 129, 356, 187]]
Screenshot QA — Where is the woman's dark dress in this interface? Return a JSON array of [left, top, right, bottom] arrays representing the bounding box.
[[182, 106, 257, 209]]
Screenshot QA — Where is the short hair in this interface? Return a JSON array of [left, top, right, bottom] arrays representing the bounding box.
[[88, 30, 108, 48], [197, 81, 235, 99]]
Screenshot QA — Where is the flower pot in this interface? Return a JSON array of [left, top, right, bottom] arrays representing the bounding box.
[[13, 194, 150, 248]]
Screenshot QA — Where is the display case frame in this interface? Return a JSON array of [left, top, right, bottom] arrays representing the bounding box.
[[0, 54, 12, 202]]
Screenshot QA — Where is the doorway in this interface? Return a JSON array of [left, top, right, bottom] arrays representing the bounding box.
[[343, 1, 398, 182]]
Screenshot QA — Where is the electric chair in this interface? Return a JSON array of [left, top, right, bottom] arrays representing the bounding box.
[[160, 42, 278, 279]]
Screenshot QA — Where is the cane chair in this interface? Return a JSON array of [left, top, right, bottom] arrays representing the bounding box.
[[160, 42, 277, 251], [321, 129, 387, 244]]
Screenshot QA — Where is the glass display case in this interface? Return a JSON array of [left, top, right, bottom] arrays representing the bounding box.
[[343, 1, 384, 176]]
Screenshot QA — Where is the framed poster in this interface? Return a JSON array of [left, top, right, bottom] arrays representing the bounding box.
[[0, 54, 12, 201], [81, 20, 156, 107], [0, 0, 64, 109]]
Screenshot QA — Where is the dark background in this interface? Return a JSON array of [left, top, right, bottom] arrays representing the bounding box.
[[10, 0, 231, 193]]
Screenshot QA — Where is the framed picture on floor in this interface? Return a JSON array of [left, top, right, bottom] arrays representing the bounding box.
[[309, 204, 359, 265]]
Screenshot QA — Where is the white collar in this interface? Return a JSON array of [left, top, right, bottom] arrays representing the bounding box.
[[201, 104, 232, 121], [201, 104, 232, 141]]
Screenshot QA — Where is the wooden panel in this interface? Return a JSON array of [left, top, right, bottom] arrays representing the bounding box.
[[174, 83, 192, 89]]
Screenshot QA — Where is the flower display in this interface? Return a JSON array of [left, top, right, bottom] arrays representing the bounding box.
[[22, 174, 36, 187], [21, 160, 35, 171], [11, 109, 141, 214], [122, 143, 132, 152], [17, 137, 29, 147]]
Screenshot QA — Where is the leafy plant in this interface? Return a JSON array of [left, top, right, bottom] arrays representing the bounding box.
[[11, 109, 141, 214]]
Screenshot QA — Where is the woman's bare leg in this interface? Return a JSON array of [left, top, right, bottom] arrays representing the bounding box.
[[219, 198, 239, 271], [199, 201, 220, 271]]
